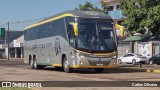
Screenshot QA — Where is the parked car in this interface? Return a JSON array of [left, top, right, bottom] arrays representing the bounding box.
[[148, 53, 160, 65], [117, 53, 148, 65]]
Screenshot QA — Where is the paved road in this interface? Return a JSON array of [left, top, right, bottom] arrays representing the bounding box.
[[0, 59, 160, 90]]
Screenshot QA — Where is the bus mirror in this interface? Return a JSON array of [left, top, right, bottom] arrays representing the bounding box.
[[69, 22, 78, 36], [115, 24, 124, 37]]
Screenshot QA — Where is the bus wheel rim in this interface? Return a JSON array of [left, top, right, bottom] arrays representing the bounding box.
[[64, 60, 68, 70], [34, 60, 37, 69], [30, 60, 33, 66]]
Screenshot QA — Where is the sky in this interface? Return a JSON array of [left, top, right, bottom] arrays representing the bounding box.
[[0, 0, 101, 31]]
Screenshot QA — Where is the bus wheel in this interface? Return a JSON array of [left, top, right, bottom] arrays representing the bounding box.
[[33, 57, 44, 69], [29, 59, 34, 69], [54, 67, 62, 71], [94, 68, 104, 73], [63, 56, 73, 73], [33, 58, 38, 69]]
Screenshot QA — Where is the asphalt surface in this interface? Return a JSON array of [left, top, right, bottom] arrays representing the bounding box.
[[0, 59, 160, 90]]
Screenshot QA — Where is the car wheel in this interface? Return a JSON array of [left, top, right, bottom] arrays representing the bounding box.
[[149, 60, 153, 65], [132, 59, 136, 65], [63, 56, 73, 73], [157, 63, 160, 65], [94, 68, 104, 73], [118, 59, 122, 64]]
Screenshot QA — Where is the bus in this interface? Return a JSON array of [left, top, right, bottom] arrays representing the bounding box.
[[24, 11, 118, 73]]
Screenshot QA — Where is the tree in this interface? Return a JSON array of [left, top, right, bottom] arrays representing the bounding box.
[[75, 1, 109, 14], [120, 0, 160, 35]]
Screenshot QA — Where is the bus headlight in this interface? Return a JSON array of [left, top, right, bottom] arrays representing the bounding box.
[[80, 55, 85, 58], [76, 53, 85, 59]]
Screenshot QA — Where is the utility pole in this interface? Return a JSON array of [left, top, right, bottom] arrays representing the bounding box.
[[7, 22, 10, 60]]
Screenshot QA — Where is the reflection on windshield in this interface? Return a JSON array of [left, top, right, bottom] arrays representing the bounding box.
[[77, 19, 116, 52], [135, 54, 142, 56]]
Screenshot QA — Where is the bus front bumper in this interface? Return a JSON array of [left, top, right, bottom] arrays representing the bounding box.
[[72, 58, 117, 69]]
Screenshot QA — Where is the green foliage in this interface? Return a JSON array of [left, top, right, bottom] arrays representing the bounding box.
[[99, 1, 109, 14], [120, 0, 160, 35], [75, 1, 109, 14]]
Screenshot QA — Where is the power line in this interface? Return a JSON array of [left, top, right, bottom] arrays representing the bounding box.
[[0, 17, 46, 27], [0, 1, 102, 28], [0, 1, 102, 27]]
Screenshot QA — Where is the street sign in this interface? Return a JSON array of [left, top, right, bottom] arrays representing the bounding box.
[[13, 40, 20, 47], [0, 28, 5, 36]]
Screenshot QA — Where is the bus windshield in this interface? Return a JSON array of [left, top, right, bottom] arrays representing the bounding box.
[[77, 19, 117, 53]]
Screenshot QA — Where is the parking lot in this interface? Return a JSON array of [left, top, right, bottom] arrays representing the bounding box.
[[0, 59, 160, 90], [118, 63, 160, 72]]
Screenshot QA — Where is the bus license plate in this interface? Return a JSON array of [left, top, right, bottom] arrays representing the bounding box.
[[96, 63, 103, 66]]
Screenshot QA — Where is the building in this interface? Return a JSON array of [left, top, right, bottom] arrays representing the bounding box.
[[102, 0, 160, 57], [124, 35, 160, 58], [100, 0, 124, 24], [100, 0, 130, 57], [9, 34, 24, 58], [100, 0, 127, 37], [0, 30, 24, 59], [135, 35, 160, 57]]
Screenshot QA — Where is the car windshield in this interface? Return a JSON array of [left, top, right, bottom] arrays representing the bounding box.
[[135, 54, 143, 56], [77, 19, 117, 53], [155, 53, 160, 57]]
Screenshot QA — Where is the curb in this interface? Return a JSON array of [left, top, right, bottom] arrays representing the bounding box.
[[116, 67, 147, 72], [147, 69, 160, 73], [117, 67, 160, 73]]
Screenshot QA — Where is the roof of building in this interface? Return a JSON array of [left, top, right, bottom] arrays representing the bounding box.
[[123, 35, 142, 42], [123, 35, 160, 42], [0, 30, 23, 44], [140, 35, 160, 42]]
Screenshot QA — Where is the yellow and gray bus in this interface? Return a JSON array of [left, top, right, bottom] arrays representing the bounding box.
[[24, 11, 118, 73]]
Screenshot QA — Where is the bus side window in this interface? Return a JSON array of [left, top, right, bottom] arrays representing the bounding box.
[[67, 25, 76, 47], [24, 30, 26, 35]]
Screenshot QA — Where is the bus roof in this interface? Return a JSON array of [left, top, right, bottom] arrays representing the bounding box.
[[25, 10, 112, 30], [48, 10, 112, 20]]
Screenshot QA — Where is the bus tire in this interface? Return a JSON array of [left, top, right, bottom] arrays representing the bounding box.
[[30, 59, 34, 69], [63, 56, 73, 73], [29, 55, 34, 69], [94, 68, 104, 73], [33, 57, 44, 70], [54, 67, 62, 71]]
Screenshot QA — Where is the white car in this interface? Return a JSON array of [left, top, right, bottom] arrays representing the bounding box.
[[117, 53, 148, 65]]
